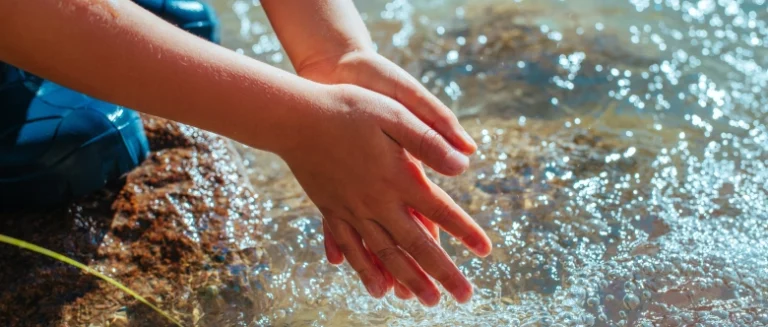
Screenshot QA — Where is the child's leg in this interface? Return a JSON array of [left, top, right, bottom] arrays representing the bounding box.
[[0, 0, 219, 209]]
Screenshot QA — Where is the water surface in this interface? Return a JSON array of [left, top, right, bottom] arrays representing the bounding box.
[[212, 0, 768, 325]]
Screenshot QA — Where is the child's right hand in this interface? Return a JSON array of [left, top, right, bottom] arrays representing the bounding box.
[[0, 0, 488, 306], [273, 83, 492, 306]]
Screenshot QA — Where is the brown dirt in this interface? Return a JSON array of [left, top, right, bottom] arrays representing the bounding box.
[[0, 116, 269, 327]]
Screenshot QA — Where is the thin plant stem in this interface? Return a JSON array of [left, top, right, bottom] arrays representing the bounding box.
[[0, 233, 183, 327]]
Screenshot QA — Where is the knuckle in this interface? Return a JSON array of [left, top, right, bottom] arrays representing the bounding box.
[[437, 116, 461, 136], [389, 105, 407, 124], [403, 237, 435, 258], [353, 266, 373, 279], [400, 82, 422, 104], [374, 246, 400, 263], [383, 102, 407, 128], [434, 104, 460, 123], [417, 128, 444, 160], [429, 202, 453, 226]]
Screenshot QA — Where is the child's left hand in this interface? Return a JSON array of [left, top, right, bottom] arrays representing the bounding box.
[[297, 50, 476, 300], [296, 50, 476, 155]]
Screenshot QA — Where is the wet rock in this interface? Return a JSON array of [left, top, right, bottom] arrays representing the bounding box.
[[0, 115, 267, 326]]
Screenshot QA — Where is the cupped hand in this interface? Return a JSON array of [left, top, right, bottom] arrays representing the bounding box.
[[276, 84, 491, 306]]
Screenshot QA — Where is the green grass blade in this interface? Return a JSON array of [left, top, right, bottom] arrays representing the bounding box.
[[0, 233, 183, 327]]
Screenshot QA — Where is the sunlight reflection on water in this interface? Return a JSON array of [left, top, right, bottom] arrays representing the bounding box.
[[216, 0, 768, 325]]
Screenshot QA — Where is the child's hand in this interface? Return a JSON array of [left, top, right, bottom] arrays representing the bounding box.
[[296, 50, 477, 155], [0, 0, 487, 305], [296, 50, 481, 300], [275, 84, 491, 306], [323, 172, 442, 301]]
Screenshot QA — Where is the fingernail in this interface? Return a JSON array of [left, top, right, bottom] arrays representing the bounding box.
[[461, 130, 477, 149], [446, 150, 469, 174]]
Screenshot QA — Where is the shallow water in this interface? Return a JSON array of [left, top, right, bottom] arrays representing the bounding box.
[[211, 0, 768, 325]]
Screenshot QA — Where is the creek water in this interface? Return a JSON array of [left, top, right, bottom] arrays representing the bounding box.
[[210, 0, 768, 325]]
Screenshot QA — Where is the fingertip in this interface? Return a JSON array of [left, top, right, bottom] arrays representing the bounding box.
[[324, 243, 345, 264], [366, 281, 387, 299], [477, 243, 493, 258], [465, 235, 493, 257], [323, 221, 344, 264], [453, 284, 474, 304], [394, 282, 414, 300], [328, 255, 345, 265], [459, 130, 478, 154], [324, 238, 345, 264], [418, 292, 441, 307], [441, 150, 469, 176], [481, 234, 494, 256]]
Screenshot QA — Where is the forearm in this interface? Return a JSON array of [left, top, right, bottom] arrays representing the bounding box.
[[0, 0, 320, 152], [260, 0, 373, 71]]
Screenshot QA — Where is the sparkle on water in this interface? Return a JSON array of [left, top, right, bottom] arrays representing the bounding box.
[[219, 0, 767, 325]]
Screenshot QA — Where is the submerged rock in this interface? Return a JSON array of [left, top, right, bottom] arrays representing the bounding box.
[[0, 116, 268, 326]]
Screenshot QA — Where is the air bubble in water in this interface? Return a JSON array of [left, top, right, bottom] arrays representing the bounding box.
[[623, 294, 640, 310]]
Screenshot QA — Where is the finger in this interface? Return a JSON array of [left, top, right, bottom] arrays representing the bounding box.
[[381, 110, 469, 176], [359, 220, 441, 306], [380, 205, 473, 303], [369, 248, 394, 293], [394, 281, 414, 300], [409, 164, 441, 245], [323, 219, 344, 265], [327, 218, 387, 298], [359, 59, 477, 154], [408, 180, 492, 257], [411, 208, 440, 246]]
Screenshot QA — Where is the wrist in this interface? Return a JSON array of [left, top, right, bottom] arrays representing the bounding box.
[[260, 82, 343, 158], [294, 46, 374, 76], [222, 70, 328, 156], [295, 48, 379, 85]]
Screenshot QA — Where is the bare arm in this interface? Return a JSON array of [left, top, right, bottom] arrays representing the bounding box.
[[260, 0, 490, 304], [0, 0, 316, 152], [260, 0, 372, 69], [0, 0, 490, 305], [260, 0, 477, 153]]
